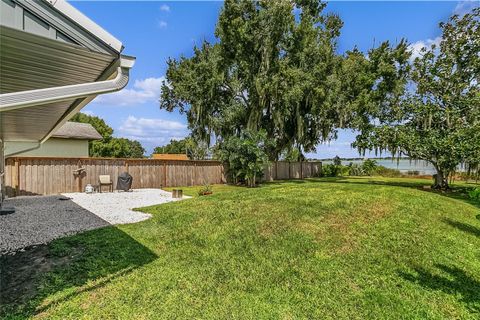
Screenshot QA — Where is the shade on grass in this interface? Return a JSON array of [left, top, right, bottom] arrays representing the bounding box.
[[2, 177, 479, 319]]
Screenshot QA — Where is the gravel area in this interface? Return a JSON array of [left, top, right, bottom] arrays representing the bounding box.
[[62, 188, 186, 225], [1, 189, 186, 254], [0, 196, 110, 254]]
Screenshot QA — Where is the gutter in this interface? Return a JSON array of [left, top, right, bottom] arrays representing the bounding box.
[[0, 55, 135, 112]]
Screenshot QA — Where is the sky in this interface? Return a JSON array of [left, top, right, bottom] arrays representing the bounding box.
[[72, 0, 479, 158]]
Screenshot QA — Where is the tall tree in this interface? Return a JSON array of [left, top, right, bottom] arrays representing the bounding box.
[[161, 0, 344, 160], [353, 9, 480, 189]]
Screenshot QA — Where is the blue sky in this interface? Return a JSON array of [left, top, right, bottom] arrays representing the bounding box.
[[73, 0, 478, 158]]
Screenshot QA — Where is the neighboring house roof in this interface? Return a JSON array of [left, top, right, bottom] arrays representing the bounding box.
[[52, 122, 102, 140], [152, 154, 189, 161]]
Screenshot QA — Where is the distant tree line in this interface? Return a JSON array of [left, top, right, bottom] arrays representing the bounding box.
[[153, 137, 210, 160]]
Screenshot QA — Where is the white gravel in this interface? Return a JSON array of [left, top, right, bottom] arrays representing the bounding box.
[[62, 189, 188, 225]]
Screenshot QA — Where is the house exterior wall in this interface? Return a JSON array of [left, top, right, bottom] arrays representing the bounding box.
[[5, 138, 89, 157]]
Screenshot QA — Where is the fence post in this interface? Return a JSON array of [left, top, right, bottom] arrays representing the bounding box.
[[288, 162, 291, 179], [14, 158, 20, 196], [221, 162, 225, 183], [300, 160, 303, 179], [77, 160, 83, 192], [163, 161, 167, 188]]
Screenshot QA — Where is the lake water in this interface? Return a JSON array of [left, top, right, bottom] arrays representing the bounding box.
[[321, 159, 438, 175]]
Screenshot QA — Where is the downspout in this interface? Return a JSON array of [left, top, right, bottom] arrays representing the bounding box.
[[0, 139, 4, 205], [0, 139, 15, 213]]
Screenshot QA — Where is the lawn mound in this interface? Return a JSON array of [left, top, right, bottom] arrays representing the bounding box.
[[2, 178, 479, 319]]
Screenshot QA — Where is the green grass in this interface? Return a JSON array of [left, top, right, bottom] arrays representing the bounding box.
[[2, 177, 479, 319], [164, 183, 241, 197]]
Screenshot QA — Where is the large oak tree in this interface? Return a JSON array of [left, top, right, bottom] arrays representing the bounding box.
[[161, 0, 345, 160]]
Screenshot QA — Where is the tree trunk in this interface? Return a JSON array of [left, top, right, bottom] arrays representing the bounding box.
[[432, 166, 449, 190]]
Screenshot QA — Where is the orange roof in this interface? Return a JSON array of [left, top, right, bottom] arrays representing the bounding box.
[[152, 154, 189, 160]]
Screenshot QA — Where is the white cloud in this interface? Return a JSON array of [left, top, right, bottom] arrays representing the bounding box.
[[117, 116, 189, 151], [454, 1, 479, 16], [408, 37, 441, 61], [93, 77, 165, 107], [160, 4, 170, 12], [81, 110, 95, 116], [157, 20, 168, 29], [407, 1, 478, 61]]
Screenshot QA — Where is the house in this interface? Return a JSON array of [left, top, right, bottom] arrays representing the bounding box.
[[4, 122, 102, 158], [0, 0, 134, 212]]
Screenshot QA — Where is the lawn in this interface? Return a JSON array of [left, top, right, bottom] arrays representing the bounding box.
[[2, 177, 480, 319]]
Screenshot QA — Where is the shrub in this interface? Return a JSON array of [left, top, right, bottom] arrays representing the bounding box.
[[373, 165, 402, 177], [340, 165, 350, 176], [198, 184, 213, 196], [320, 164, 341, 177], [320, 160, 402, 178], [361, 159, 378, 175], [468, 187, 480, 203], [348, 163, 364, 176], [216, 130, 272, 187]]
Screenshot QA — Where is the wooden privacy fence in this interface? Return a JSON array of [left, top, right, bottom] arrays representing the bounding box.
[[4, 157, 322, 197], [4, 157, 224, 197], [263, 161, 322, 181]]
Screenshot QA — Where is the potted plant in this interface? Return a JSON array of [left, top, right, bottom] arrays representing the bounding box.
[[198, 184, 213, 196]]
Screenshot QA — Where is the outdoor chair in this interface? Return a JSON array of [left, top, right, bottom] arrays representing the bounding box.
[[98, 175, 113, 193]]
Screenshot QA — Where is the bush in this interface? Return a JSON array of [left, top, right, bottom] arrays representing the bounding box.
[[373, 165, 402, 177], [407, 170, 420, 176], [320, 164, 356, 177], [216, 130, 272, 187], [348, 163, 364, 176], [320, 164, 342, 177], [361, 159, 378, 175], [198, 184, 213, 196], [320, 160, 402, 178], [468, 187, 480, 203]]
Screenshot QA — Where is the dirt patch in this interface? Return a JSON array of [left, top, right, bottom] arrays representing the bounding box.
[[0, 244, 82, 306], [258, 218, 289, 239]]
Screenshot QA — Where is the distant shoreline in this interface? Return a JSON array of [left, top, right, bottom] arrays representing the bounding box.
[[309, 157, 412, 161]]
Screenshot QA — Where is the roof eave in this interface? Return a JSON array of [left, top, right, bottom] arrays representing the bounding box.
[[45, 0, 123, 53]]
